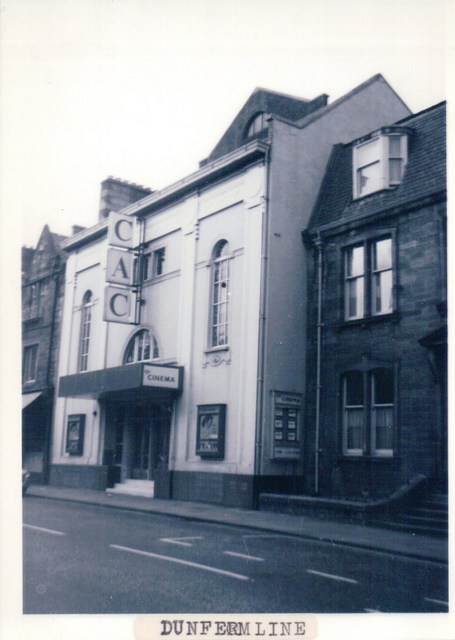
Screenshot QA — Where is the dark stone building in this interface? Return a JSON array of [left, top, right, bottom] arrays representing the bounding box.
[[22, 225, 68, 483], [303, 102, 447, 502]]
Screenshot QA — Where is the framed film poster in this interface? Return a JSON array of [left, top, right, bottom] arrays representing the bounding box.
[[196, 404, 226, 459], [271, 392, 302, 460], [66, 414, 86, 456]]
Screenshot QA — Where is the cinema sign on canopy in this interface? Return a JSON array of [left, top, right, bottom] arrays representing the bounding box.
[[103, 211, 141, 324]]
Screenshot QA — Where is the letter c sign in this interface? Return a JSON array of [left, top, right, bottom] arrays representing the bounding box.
[[103, 286, 134, 324], [107, 212, 135, 248]]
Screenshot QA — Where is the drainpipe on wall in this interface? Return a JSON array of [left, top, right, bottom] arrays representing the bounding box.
[[254, 148, 270, 503], [43, 258, 62, 483], [314, 234, 324, 495]]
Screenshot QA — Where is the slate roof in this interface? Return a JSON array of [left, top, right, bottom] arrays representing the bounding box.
[[202, 87, 328, 164], [307, 101, 446, 231]]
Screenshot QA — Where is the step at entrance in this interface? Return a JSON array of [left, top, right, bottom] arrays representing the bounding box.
[[370, 491, 448, 537], [107, 479, 154, 498]]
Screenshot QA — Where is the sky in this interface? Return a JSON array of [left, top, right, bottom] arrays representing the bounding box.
[[0, 0, 451, 249]]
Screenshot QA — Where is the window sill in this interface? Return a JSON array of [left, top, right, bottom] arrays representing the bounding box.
[[338, 455, 396, 463], [336, 311, 399, 331], [204, 346, 230, 355]]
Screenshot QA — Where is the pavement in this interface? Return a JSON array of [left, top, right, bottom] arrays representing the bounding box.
[[26, 484, 449, 564]]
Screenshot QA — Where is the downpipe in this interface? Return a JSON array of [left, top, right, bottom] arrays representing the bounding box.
[[314, 235, 324, 495]]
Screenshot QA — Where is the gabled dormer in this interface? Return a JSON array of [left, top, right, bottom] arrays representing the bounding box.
[[306, 101, 446, 231], [200, 88, 328, 165]]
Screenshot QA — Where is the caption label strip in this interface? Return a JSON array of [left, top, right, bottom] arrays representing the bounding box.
[[135, 615, 318, 640]]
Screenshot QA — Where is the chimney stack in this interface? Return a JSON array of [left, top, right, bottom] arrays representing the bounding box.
[[99, 177, 154, 220]]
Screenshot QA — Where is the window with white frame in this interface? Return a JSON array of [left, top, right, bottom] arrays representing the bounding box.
[[353, 131, 408, 199], [78, 291, 92, 372], [342, 368, 394, 456], [23, 344, 38, 383], [210, 240, 230, 348], [124, 329, 159, 364], [371, 369, 394, 454], [344, 236, 393, 321], [345, 244, 365, 320]]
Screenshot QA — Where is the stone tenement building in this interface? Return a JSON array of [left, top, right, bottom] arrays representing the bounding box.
[[22, 225, 68, 483], [303, 102, 447, 502]]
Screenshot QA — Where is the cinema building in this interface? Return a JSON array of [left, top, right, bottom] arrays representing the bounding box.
[[51, 75, 410, 507]]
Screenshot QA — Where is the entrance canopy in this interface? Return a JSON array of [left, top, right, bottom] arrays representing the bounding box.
[[22, 391, 42, 410], [58, 363, 183, 402]]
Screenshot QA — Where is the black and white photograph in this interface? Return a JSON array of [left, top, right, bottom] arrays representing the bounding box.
[[0, 1, 452, 639]]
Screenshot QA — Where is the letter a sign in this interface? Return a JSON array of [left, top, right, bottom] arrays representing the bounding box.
[[106, 248, 134, 286]]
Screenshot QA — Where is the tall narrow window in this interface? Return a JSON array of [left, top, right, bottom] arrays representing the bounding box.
[[388, 136, 406, 185], [344, 236, 394, 321], [343, 372, 365, 455], [124, 329, 159, 364], [344, 245, 364, 320], [23, 344, 38, 383], [371, 369, 394, 455], [79, 291, 92, 372], [210, 240, 230, 348], [154, 248, 166, 276], [371, 237, 393, 315], [342, 368, 394, 457], [354, 137, 382, 198]]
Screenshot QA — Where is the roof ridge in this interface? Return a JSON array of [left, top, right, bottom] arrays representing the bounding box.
[[293, 74, 410, 130], [394, 100, 446, 126], [251, 87, 311, 103]]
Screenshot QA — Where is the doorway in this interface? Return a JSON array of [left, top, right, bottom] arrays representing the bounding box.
[[131, 419, 155, 480], [104, 400, 172, 488], [127, 403, 170, 482]]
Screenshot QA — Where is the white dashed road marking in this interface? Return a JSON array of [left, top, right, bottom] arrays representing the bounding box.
[[223, 550, 264, 562], [160, 536, 204, 547], [110, 544, 250, 581], [306, 569, 358, 584], [424, 597, 448, 607], [23, 524, 66, 536]]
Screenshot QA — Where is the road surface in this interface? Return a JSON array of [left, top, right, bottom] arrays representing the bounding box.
[[23, 496, 448, 614]]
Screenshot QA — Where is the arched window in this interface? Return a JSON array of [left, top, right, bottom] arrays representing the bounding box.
[[210, 240, 230, 348], [245, 112, 268, 138], [79, 291, 92, 372], [124, 329, 159, 364]]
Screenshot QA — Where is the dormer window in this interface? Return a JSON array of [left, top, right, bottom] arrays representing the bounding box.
[[246, 112, 268, 138], [353, 130, 408, 199]]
